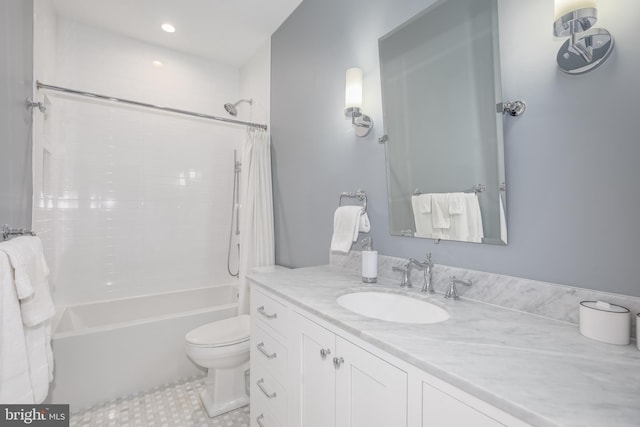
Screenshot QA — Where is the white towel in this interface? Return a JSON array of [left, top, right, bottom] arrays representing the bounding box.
[[447, 193, 464, 215], [411, 195, 434, 238], [1, 237, 54, 327], [330, 206, 364, 253], [0, 251, 35, 404], [359, 211, 371, 233], [0, 237, 55, 403], [499, 193, 507, 243], [418, 194, 431, 213], [430, 194, 451, 229], [447, 193, 484, 243]]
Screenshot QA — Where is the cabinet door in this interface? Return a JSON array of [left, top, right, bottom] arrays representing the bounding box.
[[335, 336, 408, 427], [421, 382, 505, 427], [290, 312, 336, 427]]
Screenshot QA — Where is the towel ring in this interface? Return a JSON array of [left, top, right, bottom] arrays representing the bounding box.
[[338, 190, 367, 213]]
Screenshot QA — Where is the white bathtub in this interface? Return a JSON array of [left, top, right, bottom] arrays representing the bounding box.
[[47, 284, 239, 411]]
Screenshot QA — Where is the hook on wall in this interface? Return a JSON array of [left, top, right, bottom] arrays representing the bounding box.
[[26, 98, 46, 113], [498, 100, 526, 117]]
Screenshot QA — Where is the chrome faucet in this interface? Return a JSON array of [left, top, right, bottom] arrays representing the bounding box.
[[445, 276, 472, 300], [393, 252, 435, 291], [422, 253, 434, 294]]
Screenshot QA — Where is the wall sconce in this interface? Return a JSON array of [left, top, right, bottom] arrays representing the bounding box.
[[344, 68, 373, 137], [553, 0, 614, 74]]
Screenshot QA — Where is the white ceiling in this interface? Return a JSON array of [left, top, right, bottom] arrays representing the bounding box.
[[52, 0, 303, 67]]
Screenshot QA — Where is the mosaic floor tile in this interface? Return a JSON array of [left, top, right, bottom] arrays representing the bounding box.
[[69, 376, 249, 427]]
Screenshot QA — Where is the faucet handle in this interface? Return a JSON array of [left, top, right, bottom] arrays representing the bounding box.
[[445, 276, 472, 300], [392, 266, 407, 287], [392, 264, 412, 288], [425, 252, 432, 263]]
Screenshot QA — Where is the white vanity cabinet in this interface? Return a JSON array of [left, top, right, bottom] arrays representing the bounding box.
[[250, 285, 531, 427], [250, 290, 290, 427], [289, 311, 408, 427], [410, 371, 530, 427]]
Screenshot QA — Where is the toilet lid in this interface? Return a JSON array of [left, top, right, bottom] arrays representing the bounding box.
[[186, 314, 250, 347]]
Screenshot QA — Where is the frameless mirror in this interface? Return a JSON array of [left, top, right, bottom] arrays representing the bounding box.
[[379, 0, 507, 245]]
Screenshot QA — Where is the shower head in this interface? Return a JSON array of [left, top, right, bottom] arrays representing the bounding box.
[[223, 99, 253, 116]]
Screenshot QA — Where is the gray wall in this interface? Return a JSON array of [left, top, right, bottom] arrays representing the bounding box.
[[271, 0, 640, 297], [0, 0, 33, 230]]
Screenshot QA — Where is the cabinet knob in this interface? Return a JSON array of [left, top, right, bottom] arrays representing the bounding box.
[[333, 356, 345, 368], [320, 348, 331, 359], [256, 414, 266, 427]]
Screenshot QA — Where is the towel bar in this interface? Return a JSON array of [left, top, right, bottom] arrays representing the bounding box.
[[413, 184, 485, 196], [338, 190, 367, 213], [2, 224, 36, 241]]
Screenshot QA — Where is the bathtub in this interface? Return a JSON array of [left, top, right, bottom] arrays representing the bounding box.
[[47, 283, 239, 411]]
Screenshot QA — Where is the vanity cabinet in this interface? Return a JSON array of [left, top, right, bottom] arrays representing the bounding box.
[[412, 372, 527, 427], [250, 290, 290, 427], [289, 311, 408, 427], [249, 285, 531, 427]]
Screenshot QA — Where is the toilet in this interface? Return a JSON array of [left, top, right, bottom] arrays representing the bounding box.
[[185, 314, 251, 417]]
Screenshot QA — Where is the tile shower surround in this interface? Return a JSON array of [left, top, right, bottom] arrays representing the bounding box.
[[330, 251, 640, 334], [32, 18, 245, 305]]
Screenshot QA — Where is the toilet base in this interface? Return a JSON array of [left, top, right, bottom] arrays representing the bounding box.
[[200, 389, 249, 418], [199, 363, 250, 418]]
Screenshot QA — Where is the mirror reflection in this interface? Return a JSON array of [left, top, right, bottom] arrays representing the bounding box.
[[379, 0, 507, 245]]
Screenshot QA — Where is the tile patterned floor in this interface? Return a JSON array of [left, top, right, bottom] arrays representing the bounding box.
[[69, 376, 250, 427]]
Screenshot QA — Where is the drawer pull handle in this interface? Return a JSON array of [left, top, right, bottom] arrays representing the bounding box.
[[257, 305, 278, 320], [333, 356, 344, 368], [257, 342, 277, 359], [256, 414, 266, 427], [320, 348, 331, 359], [257, 378, 277, 399]]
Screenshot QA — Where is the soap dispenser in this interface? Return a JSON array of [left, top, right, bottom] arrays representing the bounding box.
[[361, 237, 377, 283]]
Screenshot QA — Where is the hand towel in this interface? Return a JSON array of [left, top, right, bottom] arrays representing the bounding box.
[[358, 211, 371, 233], [330, 206, 363, 253], [444, 193, 484, 243], [430, 194, 451, 229], [0, 251, 35, 404], [447, 193, 465, 215], [418, 194, 431, 213], [411, 195, 441, 239]]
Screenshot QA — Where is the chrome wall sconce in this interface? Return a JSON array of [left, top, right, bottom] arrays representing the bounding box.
[[344, 68, 373, 137], [553, 0, 614, 74]]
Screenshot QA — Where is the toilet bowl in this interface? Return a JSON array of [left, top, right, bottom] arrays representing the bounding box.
[[185, 314, 250, 417]]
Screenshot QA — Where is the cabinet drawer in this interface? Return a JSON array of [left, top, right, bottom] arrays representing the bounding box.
[[251, 323, 288, 380], [251, 395, 283, 427], [252, 290, 288, 337], [251, 365, 287, 424]]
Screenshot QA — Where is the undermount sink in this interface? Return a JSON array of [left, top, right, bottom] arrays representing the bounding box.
[[336, 291, 450, 324]]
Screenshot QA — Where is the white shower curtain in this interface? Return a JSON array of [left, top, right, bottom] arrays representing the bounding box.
[[238, 128, 275, 314]]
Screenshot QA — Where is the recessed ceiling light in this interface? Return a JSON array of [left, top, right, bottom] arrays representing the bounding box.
[[152, 60, 163, 67], [161, 23, 176, 33]]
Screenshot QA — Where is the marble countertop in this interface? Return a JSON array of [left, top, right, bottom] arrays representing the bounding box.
[[248, 265, 640, 427]]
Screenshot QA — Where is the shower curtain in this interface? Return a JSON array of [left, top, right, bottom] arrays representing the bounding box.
[[238, 128, 275, 314]]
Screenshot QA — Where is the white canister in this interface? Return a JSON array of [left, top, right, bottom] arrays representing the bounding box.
[[579, 301, 630, 345], [362, 250, 378, 283]]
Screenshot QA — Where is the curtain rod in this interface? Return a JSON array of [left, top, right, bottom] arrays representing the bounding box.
[[36, 81, 268, 131]]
